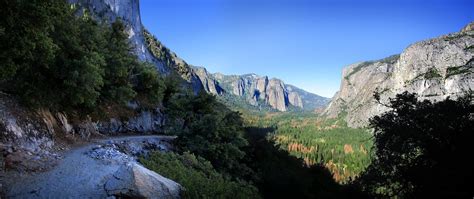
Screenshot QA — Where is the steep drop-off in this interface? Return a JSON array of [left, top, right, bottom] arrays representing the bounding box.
[[325, 22, 474, 127]]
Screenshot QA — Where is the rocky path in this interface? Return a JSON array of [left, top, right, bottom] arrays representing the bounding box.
[[4, 135, 181, 199]]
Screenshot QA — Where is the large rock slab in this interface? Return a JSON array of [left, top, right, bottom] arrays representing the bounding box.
[[105, 162, 181, 199]]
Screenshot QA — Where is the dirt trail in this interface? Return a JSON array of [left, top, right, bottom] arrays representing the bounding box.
[[5, 135, 176, 199]]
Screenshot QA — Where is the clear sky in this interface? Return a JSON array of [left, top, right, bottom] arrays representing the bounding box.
[[140, 0, 473, 98]]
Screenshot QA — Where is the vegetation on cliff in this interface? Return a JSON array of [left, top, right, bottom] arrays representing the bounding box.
[[143, 29, 192, 80], [0, 0, 165, 117]]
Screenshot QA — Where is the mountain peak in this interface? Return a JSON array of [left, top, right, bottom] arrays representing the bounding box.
[[461, 21, 474, 33]]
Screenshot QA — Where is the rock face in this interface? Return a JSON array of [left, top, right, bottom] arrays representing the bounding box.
[[193, 67, 330, 111], [0, 93, 54, 153], [324, 22, 474, 127], [192, 67, 224, 95], [0, 91, 166, 145], [0, 92, 103, 155], [97, 109, 165, 135]]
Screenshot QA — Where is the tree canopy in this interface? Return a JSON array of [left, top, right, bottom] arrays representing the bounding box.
[[0, 0, 165, 116], [357, 92, 474, 198], [165, 91, 250, 178]]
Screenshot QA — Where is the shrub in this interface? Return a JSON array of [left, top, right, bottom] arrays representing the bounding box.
[[140, 151, 260, 199]]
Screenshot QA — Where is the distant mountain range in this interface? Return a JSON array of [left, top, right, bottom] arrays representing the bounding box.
[[142, 28, 330, 112], [139, 11, 330, 112], [190, 67, 330, 111]]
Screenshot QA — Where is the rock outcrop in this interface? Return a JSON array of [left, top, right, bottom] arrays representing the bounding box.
[[105, 162, 181, 199], [97, 108, 165, 134], [0, 92, 104, 158], [0, 93, 55, 153], [191, 67, 224, 95], [324, 22, 474, 127]]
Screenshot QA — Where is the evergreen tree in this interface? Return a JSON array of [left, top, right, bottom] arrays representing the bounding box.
[[0, 0, 62, 103], [132, 62, 166, 108], [0, 0, 166, 114], [166, 91, 249, 177], [101, 19, 137, 105], [52, 10, 105, 111], [357, 92, 474, 198]]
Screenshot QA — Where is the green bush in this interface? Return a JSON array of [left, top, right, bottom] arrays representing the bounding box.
[[165, 91, 250, 178], [132, 62, 166, 108], [140, 151, 260, 199], [446, 58, 473, 78], [423, 68, 442, 79]]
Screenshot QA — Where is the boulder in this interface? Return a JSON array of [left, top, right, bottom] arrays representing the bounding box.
[[105, 162, 181, 199]]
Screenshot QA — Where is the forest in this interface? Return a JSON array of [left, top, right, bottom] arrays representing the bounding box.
[[0, 0, 165, 118], [244, 112, 373, 183]]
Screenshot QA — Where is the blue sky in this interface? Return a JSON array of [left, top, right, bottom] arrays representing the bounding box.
[[140, 0, 473, 98]]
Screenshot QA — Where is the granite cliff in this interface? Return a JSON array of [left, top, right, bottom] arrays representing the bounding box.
[[192, 67, 329, 111], [324, 22, 474, 127]]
